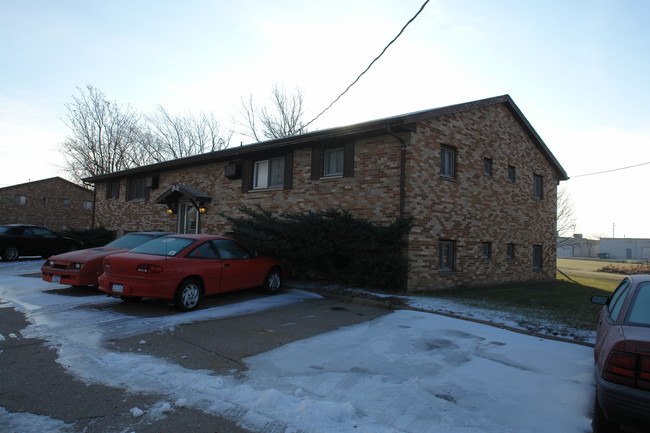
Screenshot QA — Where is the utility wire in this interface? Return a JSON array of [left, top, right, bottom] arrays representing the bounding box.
[[303, 0, 431, 130], [571, 161, 650, 178]]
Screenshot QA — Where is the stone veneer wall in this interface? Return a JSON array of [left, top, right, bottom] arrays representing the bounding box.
[[0, 177, 94, 230], [93, 103, 560, 292]]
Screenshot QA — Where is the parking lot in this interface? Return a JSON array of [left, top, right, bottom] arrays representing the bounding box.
[[1, 260, 598, 433]]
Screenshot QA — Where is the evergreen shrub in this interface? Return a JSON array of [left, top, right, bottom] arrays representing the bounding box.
[[223, 206, 412, 291]]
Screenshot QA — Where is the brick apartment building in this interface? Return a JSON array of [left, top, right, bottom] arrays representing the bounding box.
[[0, 177, 94, 230], [83, 95, 568, 292]]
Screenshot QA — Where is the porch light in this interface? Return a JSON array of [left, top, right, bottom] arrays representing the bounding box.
[[199, 206, 208, 214], [166, 208, 175, 215]]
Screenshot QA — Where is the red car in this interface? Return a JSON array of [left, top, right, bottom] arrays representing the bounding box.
[[42, 232, 173, 287], [98, 234, 284, 311], [591, 275, 650, 432]]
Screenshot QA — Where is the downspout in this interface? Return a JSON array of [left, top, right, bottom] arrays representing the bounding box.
[[386, 124, 409, 292], [84, 181, 96, 230]]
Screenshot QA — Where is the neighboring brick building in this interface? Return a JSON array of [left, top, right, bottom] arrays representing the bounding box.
[[83, 95, 568, 292], [0, 177, 94, 230]]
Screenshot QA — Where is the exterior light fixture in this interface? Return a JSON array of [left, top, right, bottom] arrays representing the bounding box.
[[199, 206, 207, 214], [166, 208, 174, 215]]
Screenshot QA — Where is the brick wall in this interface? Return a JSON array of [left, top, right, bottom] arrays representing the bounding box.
[[92, 103, 561, 292], [0, 177, 94, 230]]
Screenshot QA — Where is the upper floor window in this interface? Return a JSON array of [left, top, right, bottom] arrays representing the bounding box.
[[106, 180, 120, 199], [483, 158, 493, 177], [83, 200, 93, 210], [43, 197, 50, 204], [126, 177, 147, 201], [311, 143, 354, 179], [440, 145, 456, 178], [507, 243, 516, 260], [534, 174, 544, 199], [482, 242, 492, 259], [253, 156, 285, 189], [14, 195, 27, 205], [508, 165, 516, 183]]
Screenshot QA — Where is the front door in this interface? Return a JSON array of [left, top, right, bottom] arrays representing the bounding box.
[[178, 203, 200, 234]]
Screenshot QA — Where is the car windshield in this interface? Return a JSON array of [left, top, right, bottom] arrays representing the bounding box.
[[106, 234, 158, 249], [626, 282, 650, 326], [130, 236, 196, 257], [0, 227, 8, 234]]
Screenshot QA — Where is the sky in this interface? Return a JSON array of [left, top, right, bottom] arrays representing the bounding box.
[[1, 260, 595, 432], [1, 0, 649, 238]]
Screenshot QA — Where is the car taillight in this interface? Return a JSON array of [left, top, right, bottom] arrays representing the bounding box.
[[136, 264, 163, 273], [603, 351, 650, 389]]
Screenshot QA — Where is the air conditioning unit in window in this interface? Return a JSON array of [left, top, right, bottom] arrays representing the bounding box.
[[225, 163, 241, 180]]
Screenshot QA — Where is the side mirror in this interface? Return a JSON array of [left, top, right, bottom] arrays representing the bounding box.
[[591, 295, 609, 306]]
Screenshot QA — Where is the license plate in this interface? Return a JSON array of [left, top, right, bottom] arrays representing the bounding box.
[[52, 275, 61, 284], [112, 284, 124, 293]]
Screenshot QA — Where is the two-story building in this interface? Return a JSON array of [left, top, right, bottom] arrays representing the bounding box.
[[83, 95, 568, 292], [0, 177, 94, 230]]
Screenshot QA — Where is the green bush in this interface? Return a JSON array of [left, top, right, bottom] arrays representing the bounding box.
[[61, 227, 115, 248], [223, 206, 412, 291]]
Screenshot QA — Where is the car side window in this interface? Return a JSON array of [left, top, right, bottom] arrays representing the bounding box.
[[608, 280, 631, 322], [625, 282, 650, 326], [214, 239, 251, 259], [187, 242, 219, 259]]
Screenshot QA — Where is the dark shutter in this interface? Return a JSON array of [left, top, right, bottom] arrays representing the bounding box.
[[284, 151, 293, 189], [343, 142, 355, 177], [311, 146, 322, 179], [241, 159, 252, 193]]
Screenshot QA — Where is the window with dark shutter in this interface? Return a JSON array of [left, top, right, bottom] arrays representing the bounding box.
[[311, 142, 354, 179]]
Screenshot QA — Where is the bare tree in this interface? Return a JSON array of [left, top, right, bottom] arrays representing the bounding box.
[[238, 84, 306, 142], [61, 85, 145, 179], [557, 185, 578, 247], [143, 106, 231, 162]]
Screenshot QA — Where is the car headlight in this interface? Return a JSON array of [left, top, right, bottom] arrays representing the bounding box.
[[48, 260, 55, 266], [73, 263, 82, 269]]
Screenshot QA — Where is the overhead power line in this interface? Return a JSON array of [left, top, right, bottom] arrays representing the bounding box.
[[303, 0, 431, 130], [571, 161, 650, 178]]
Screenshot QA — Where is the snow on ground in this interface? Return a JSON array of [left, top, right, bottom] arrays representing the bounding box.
[[0, 261, 595, 433]]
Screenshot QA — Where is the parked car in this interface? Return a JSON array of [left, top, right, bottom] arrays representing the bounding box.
[[0, 224, 83, 262], [591, 275, 650, 433], [98, 234, 284, 311], [41, 231, 174, 287]]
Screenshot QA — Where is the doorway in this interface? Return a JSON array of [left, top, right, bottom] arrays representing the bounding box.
[[178, 203, 200, 234]]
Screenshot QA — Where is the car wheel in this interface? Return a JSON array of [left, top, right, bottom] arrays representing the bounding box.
[[174, 278, 203, 312], [1, 246, 19, 262], [120, 296, 143, 303], [262, 267, 282, 294], [592, 390, 619, 433]]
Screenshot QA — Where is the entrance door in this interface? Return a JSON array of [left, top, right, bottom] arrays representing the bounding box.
[[178, 203, 200, 234]]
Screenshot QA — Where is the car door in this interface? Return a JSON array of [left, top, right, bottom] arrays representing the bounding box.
[[595, 278, 632, 366], [214, 239, 263, 292], [184, 241, 223, 294], [30, 227, 62, 256]]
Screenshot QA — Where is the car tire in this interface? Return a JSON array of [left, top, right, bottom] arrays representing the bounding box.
[[174, 278, 203, 312], [592, 390, 619, 433], [1, 245, 19, 262], [120, 296, 143, 303], [262, 267, 282, 294]]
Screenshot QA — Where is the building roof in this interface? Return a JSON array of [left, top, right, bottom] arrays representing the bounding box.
[[0, 176, 93, 193], [83, 95, 569, 183]]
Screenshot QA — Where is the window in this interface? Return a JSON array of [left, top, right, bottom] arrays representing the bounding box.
[[14, 195, 27, 205], [323, 147, 345, 176], [440, 146, 456, 178], [43, 197, 50, 204], [508, 165, 516, 183], [439, 240, 456, 271], [61, 198, 70, 205], [482, 242, 492, 259], [626, 283, 650, 326], [532, 245, 543, 269], [608, 279, 631, 322], [127, 177, 147, 201], [311, 143, 354, 179], [188, 241, 219, 259], [253, 157, 285, 189], [215, 239, 252, 259], [106, 180, 120, 199], [507, 243, 515, 260], [83, 200, 93, 210], [534, 174, 544, 199], [483, 158, 493, 177]]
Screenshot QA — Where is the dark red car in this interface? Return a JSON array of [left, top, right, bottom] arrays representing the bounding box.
[[42, 232, 173, 287], [98, 234, 284, 311], [591, 275, 650, 432]]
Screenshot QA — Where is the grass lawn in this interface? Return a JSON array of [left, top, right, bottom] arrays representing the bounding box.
[[423, 258, 625, 332]]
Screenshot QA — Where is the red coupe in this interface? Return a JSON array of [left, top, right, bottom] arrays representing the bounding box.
[[42, 232, 173, 287], [97, 234, 284, 311], [591, 275, 650, 432]]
